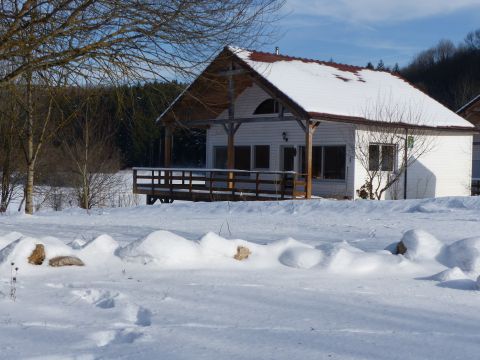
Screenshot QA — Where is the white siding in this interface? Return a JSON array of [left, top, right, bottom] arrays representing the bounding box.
[[206, 84, 356, 198], [406, 132, 472, 198], [353, 127, 473, 199]]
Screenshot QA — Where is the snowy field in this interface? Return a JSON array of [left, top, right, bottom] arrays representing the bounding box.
[[1, 197, 480, 359]]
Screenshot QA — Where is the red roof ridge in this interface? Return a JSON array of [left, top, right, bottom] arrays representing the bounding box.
[[228, 46, 382, 74]]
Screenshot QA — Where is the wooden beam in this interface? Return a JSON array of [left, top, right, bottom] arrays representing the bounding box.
[[227, 62, 235, 188], [305, 120, 313, 199], [295, 118, 306, 132], [183, 115, 297, 127], [227, 124, 235, 188], [164, 125, 172, 168], [233, 122, 242, 134]]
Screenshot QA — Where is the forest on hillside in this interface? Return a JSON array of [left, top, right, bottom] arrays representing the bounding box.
[[381, 28, 480, 111]]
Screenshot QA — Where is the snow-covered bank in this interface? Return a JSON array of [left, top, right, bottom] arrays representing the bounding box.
[[1, 197, 480, 359]]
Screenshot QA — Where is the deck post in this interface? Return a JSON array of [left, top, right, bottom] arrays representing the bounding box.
[[227, 124, 235, 188], [305, 119, 313, 199], [227, 61, 235, 189], [164, 125, 172, 167], [164, 124, 172, 187]]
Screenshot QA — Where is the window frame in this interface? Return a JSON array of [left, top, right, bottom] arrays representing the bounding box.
[[298, 144, 346, 181], [253, 145, 270, 170], [253, 98, 279, 115], [369, 143, 396, 172]]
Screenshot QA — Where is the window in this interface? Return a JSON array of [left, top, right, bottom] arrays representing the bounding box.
[[300, 145, 346, 180], [369, 144, 395, 171], [300, 146, 322, 178], [214, 146, 227, 169], [213, 146, 251, 171], [254, 145, 270, 169], [234, 146, 251, 171], [323, 146, 346, 179], [253, 99, 279, 115]]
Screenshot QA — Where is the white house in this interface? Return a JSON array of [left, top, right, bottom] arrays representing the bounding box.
[[135, 47, 475, 203]]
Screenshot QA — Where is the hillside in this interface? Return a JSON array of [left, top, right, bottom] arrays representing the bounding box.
[[400, 31, 480, 110]]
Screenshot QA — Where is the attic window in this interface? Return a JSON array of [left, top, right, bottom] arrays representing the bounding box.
[[253, 99, 279, 115]]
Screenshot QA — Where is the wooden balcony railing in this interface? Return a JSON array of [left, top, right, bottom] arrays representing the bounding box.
[[133, 167, 306, 203]]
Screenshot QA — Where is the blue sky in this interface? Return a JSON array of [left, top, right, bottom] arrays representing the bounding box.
[[262, 0, 480, 67]]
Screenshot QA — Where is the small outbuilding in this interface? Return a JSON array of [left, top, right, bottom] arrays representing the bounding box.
[[134, 47, 475, 203]]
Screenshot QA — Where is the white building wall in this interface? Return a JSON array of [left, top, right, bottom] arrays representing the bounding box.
[[353, 127, 473, 199], [206, 84, 356, 198], [406, 132, 472, 198]]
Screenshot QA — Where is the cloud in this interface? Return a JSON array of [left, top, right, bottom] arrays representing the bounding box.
[[285, 0, 480, 23]]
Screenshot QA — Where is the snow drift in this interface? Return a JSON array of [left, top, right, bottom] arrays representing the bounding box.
[[2, 224, 480, 284]]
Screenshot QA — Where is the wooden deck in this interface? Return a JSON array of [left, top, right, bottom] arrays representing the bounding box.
[[133, 167, 306, 204]]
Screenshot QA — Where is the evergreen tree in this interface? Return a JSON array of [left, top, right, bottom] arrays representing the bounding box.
[[366, 62, 374, 70], [376, 60, 385, 71]]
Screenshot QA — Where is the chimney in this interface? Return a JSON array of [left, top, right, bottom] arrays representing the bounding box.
[[275, 46, 279, 55]]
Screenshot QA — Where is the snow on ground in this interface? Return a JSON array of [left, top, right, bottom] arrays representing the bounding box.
[[1, 197, 480, 359]]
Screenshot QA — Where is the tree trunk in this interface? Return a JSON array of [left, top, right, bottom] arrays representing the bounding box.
[[25, 161, 34, 214], [0, 149, 11, 212], [25, 71, 35, 214]]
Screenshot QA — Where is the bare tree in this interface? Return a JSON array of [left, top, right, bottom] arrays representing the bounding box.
[[354, 100, 434, 200], [59, 94, 122, 209], [0, 0, 284, 213], [0, 0, 284, 84], [464, 28, 480, 50], [0, 85, 23, 212]]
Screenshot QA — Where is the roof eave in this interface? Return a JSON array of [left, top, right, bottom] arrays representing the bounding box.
[[309, 112, 477, 133]]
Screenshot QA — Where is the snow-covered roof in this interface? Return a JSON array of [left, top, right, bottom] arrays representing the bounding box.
[[229, 46, 474, 130]]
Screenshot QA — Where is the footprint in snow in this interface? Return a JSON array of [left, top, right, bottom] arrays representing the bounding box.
[[71, 289, 120, 309], [123, 304, 152, 327], [91, 328, 143, 347]]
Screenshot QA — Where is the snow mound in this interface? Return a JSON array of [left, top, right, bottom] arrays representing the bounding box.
[[319, 242, 402, 275], [117, 230, 326, 269], [198, 232, 245, 259], [400, 229, 443, 261], [0, 231, 23, 250], [117, 230, 201, 266], [79, 234, 120, 265], [428, 267, 467, 282], [442, 237, 480, 273], [279, 247, 323, 269], [0, 236, 74, 272]]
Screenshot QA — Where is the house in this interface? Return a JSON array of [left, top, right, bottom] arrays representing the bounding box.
[[457, 94, 480, 194], [133, 47, 475, 203]]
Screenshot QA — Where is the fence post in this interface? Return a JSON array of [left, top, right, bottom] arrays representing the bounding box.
[[189, 171, 193, 194], [209, 171, 214, 199], [133, 169, 138, 194], [151, 169, 154, 195]]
